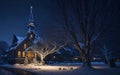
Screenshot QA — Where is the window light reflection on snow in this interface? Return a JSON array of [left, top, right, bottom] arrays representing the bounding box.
[[14, 64, 79, 71]]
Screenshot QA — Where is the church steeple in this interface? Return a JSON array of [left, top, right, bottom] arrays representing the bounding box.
[[27, 6, 35, 40], [28, 6, 34, 32], [29, 6, 33, 22]]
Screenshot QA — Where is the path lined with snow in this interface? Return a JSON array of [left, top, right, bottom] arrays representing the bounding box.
[[0, 62, 120, 75]]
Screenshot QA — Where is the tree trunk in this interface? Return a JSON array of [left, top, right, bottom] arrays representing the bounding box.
[[108, 59, 116, 67], [40, 58, 45, 65], [40, 54, 45, 65], [82, 56, 91, 67], [82, 50, 92, 67]]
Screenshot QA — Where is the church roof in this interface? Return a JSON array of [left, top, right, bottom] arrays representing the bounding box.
[[16, 36, 25, 44], [7, 6, 38, 52], [8, 36, 26, 51]]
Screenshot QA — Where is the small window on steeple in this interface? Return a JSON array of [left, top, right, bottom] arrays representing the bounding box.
[[30, 34, 33, 38], [24, 43, 27, 49]]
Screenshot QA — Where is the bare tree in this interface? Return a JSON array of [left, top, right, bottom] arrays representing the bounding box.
[[102, 44, 116, 67], [56, 0, 114, 67], [30, 39, 67, 65], [103, 44, 111, 64]]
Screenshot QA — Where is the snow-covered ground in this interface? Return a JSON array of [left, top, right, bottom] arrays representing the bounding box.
[[0, 69, 13, 75], [0, 62, 120, 75]]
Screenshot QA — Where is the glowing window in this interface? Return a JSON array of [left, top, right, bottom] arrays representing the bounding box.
[[30, 34, 33, 38], [22, 51, 25, 57], [27, 51, 32, 58], [27, 51, 35, 58], [24, 43, 27, 49], [18, 51, 21, 58]]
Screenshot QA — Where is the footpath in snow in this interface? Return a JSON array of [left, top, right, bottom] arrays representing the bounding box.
[[0, 62, 120, 75]]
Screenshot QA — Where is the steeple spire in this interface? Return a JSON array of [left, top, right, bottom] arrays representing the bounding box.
[[27, 6, 35, 40], [29, 6, 33, 22], [28, 6, 35, 32], [28, 6, 34, 32]]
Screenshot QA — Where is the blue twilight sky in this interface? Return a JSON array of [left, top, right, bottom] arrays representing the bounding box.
[[0, 0, 120, 49], [0, 0, 59, 44]]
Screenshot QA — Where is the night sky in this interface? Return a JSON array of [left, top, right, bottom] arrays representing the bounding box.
[[0, 0, 60, 44], [0, 0, 120, 52]]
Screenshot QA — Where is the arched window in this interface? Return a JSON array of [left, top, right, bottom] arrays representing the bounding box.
[[18, 51, 21, 58], [22, 51, 25, 57]]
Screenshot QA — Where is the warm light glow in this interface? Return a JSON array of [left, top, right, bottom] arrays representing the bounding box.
[[27, 51, 35, 58], [22, 51, 25, 57], [24, 43, 27, 49], [13, 64, 79, 72], [27, 51, 32, 58], [30, 65, 79, 71], [18, 51, 21, 58]]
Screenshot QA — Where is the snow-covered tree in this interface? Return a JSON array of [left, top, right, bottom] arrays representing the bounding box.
[[102, 44, 110, 64], [33, 58, 38, 64], [24, 56, 29, 65], [31, 39, 67, 65], [102, 44, 116, 67], [55, 0, 116, 67]]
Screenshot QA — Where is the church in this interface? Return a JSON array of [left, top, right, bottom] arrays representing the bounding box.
[[6, 6, 38, 64]]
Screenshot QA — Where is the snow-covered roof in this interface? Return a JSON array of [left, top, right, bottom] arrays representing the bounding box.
[[8, 36, 26, 51], [16, 36, 25, 44]]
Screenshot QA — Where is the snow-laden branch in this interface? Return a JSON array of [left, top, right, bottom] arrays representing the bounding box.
[[29, 38, 67, 65]]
